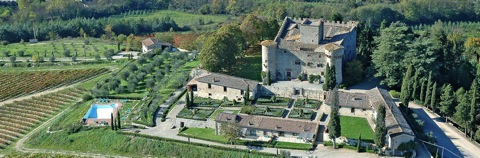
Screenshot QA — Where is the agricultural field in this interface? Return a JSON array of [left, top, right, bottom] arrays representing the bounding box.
[[294, 99, 322, 109], [176, 108, 215, 121], [0, 68, 108, 101], [0, 88, 87, 148], [256, 96, 291, 107], [0, 38, 118, 59], [339, 116, 375, 143], [288, 109, 316, 120]]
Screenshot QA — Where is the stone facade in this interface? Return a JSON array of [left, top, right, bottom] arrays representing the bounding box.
[[196, 82, 257, 102], [262, 17, 357, 84]]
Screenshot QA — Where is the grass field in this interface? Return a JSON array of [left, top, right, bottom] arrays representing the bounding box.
[[339, 116, 375, 143], [179, 128, 228, 143], [0, 38, 118, 58], [227, 49, 262, 81], [275, 142, 313, 150], [210, 109, 239, 119], [113, 10, 233, 28]]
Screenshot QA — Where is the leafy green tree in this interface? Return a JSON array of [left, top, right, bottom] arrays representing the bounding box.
[[440, 84, 455, 122], [343, 60, 364, 86], [374, 105, 386, 148], [454, 91, 470, 136], [220, 122, 241, 144], [199, 32, 240, 72], [400, 65, 413, 108], [470, 79, 479, 139], [9, 55, 16, 63], [430, 82, 438, 111], [49, 55, 55, 62], [372, 22, 414, 87], [424, 72, 433, 106], [328, 88, 341, 149]]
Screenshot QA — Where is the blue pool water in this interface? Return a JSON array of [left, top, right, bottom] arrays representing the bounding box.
[[83, 104, 118, 119]]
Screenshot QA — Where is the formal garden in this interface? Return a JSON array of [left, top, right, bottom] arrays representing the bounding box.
[[243, 106, 285, 117], [176, 108, 215, 121], [210, 110, 239, 119], [256, 96, 291, 107], [288, 109, 316, 120], [192, 97, 223, 107], [294, 98, 322, 109]]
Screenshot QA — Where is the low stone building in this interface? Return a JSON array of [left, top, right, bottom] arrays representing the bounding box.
[[141, 38, 172, 53], [187, 72, 259, 102], [215, 113, 318, 143], [325, 88, 415, 156]]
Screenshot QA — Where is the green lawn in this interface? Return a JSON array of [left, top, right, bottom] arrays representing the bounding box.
[[339, 116, 375, 143], [179, 128, 228, 143], [0, 37, 118, 58], [256, 96, 291, 106], [275, 142, 313, 150], [210, 109, 239, 119]]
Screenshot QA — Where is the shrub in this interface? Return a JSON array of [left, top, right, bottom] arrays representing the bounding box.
[[84, 40, 90, 45], [240, 106, 255, 114], [389, 90, 401, 98], [67, 123, 85, 134], [49, 55, 55, 62], [72, 56, 77, 62], [82, 94, 93, 101], [63, 50, 71, 57], [17, 50, 24, 57]]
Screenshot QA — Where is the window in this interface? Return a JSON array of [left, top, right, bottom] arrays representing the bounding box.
[[208, 93, 212, 96], [318, 64, 324, 68], [293, 133, 298, 136], [250, 130, 256, 136], [284, 50, 287, 53], [241, 90, 244, 95], [295, 61, 301, 65], [279, 131, 285, 137], [351, 108, 355, 113], [321, 72, 325, 76], [224, 86, 227, 92], [208, 83, 211, 89], [307, 62, 313, 67]]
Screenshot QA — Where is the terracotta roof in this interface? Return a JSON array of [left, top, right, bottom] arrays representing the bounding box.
[[325, 91, 371, 109], [260, 40, 277, 47], [141, 38, 172, 47], [196, 73, 258, 91], [324, 43, 343, 51], [216, 113, 319, 134], [367, 88, 414, 136]]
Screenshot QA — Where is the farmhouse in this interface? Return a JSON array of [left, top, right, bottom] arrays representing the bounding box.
[[187, 72, 259, 102], [141, 38, 172, 53], [215, 113, 318, 143], [261, 17, 357, 83], [325, 88, 415, 156]]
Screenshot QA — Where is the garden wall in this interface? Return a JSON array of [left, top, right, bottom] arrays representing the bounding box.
[[175, 118, 215, 128], [259, 84, 323, 100]]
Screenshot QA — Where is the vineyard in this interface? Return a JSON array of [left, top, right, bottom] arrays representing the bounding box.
[[0, 88, 88, 149], [0, 68, 108, 101]]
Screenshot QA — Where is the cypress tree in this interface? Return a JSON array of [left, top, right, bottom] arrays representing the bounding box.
[[430, 82, 438, 111], [328, 88, 341, 149], [185, 91, 190, 108], [110, 113, 115, 130], [357, 133, 362, 152], [117, 111, 121, 129], [424, 72, 433, 106], [470, 79, 478, 139], [400, 65, 413, 107], [454, 92, 470, 136], [419, 78, 426, 102], [323, 64, 331, 91], [190, 89, 194, 106], [374, 105, 386, 148], [411, 69, 420, 100], [330, 65, 337, 89]]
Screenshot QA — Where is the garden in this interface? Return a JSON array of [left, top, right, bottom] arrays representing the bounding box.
[[256, 96, 291, 107], [294, 98, 322, 109], [339, 116, 375, 143], [0, 88, 87, 148], [247, 106, 285, 117], [0, 68, 108, 101], [288, 109, 316, 120], [193, 97, 223, 107], [210, 109, 239, 119], [176, 107, 215, 121]]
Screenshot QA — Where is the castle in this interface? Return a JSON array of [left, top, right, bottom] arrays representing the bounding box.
[[261, 17, 358, 84]]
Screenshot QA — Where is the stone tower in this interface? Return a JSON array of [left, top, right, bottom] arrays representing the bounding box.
[[324, 43, 344, 84], [261, 40, 277, 81], [299, 19, 324, 45]]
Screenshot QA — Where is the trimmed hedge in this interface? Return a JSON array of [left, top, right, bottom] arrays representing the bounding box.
[[161, 88, 187, 122]]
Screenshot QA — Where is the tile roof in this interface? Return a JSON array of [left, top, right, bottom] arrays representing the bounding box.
[[195, 73, 259, 91], [325, 91, 371, 109], [216, 113, 319, 134], [141, 38, 172, 47]]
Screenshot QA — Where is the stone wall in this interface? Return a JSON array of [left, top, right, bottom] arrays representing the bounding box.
[[259, 84, 323, 100], [175, 118, 216, 129], [196, 82, 256, 102], [274, 47, 328, 81]]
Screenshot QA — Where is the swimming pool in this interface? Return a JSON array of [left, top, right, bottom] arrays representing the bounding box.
[[83, 103, 119, 119]]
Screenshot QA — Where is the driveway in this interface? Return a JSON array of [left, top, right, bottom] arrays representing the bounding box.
[[410, 103, 480, 158]]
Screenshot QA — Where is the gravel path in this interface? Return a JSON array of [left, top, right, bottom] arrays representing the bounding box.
[[410, 103, 480, 158]]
